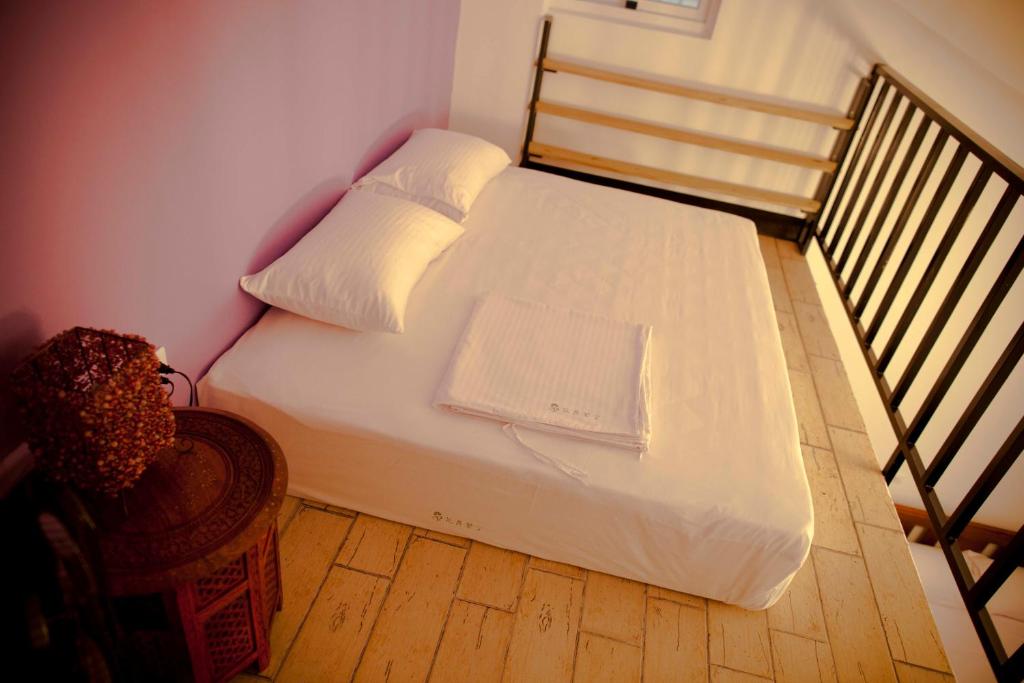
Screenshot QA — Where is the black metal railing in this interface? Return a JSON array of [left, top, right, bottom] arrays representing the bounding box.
[[812, 63, 1024, 683]]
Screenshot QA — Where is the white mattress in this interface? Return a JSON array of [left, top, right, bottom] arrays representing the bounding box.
[[200, 167, 812, 609]]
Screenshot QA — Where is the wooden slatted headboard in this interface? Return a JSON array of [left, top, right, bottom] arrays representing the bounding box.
[[520, 15, 870, 244]]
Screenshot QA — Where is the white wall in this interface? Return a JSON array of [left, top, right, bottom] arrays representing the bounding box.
[[449, 0, 547, 159], [449, 0, 1024, 529], [820, 0, 1024, 166], [450, 0, 1024, 170], [450, 0, 869, 213]]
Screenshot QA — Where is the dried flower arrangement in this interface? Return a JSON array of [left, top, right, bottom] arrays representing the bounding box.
[[12, 327, 176, 495]]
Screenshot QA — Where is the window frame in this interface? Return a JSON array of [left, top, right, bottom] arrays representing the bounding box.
[[634, 0, 706, 21], [550, 0, 721, 38]]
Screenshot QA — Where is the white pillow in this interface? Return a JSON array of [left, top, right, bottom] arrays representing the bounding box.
[[353, 128, 510, 222], [240, 191, 463, 333]]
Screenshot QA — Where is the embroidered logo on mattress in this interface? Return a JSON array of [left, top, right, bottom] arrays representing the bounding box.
[[432, 510, 481, 532]]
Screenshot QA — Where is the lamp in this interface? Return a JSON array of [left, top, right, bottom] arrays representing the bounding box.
[[11, 327, 176, 496]]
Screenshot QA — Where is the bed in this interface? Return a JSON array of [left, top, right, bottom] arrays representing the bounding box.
[[199, 165, 811, 610]]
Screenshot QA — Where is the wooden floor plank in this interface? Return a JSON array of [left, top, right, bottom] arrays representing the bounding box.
[[264, 508, 353, 677], [528, 556, 587, 580], [788, 368, 831, 449], [581, 572, 646, 646], [794, 301, 841, 361], [325, 504, 358, 517], [573, 632, 641, 683], [813, 547, 897, 683], [502, 569, 584, 683], [829, 426, 902, 531], [776, 239, 804, 261], [770, 630, 837, 682], [759, 234, 782, 271], [354, 538, 466, 683], [276, 567, 388, 683], [647, 584, 707, 611], [777, 310, 811, 373], [856, 524, 950, 672], [277, 495, 302, 534], [893, 662, 956, 683], [644, 598, 709, 682], [415, 527, 473, 548], [767, 556, 828, 642], [766, 267, 794, 314], [809, 355, 866, 433], [457, 542, 528, 611], [803, 445, 861, 555], [708, 601, 773, 678], [430, 600, 515, 683], [336, 514, 413, 578], [782, 257, 821, 305], [710, 665, 773, 682]]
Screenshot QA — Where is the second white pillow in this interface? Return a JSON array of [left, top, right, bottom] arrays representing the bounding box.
[[353, 128, 511, 222], [240, 191, 464, 333]]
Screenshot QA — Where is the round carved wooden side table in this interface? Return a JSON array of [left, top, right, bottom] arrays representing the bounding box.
[[93, 407, 287, 683]]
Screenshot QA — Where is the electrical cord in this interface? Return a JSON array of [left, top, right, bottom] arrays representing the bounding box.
[[174, 371, 196, 407], [160, 377, 175, 399], [158, 364, 198, 407]]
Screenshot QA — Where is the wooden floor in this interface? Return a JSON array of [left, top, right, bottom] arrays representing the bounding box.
[[234, 237, 953, 683]]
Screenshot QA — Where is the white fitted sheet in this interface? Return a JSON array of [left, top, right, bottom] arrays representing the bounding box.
[[199, 167, 812, 609]]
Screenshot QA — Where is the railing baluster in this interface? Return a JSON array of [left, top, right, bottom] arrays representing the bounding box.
[[890, 188, 1019, 412], [899, 194, 1021, 429], [875, 165, 991, 374], [845, 111, 929, 296], [819, 81, 890, 246], [864, 146, 968, 346], [1004, 639, 1024, 682], [828, 91, 902, 260], [925, 321, 1024, 487], [855, 129, 946, 319], [810, 75, 876, 247], [942, 415, 1024, 542], [883, 443, 905, 483], [836, 102, 917, 275], [969, 524, 1024, 610]]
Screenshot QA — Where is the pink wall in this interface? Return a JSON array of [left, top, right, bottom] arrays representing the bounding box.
[[0, 1, 460, 450]]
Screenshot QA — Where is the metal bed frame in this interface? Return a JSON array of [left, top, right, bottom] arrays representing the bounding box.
[[522, 16, 1023, 682]]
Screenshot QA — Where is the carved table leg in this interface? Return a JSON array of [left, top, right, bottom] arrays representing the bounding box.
[[173, 584, 212, 683]]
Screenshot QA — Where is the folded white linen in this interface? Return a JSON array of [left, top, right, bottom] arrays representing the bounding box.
[[435, 294, 652, 454]]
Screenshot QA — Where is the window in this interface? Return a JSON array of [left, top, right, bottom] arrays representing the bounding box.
[[553, 0, 720, 38], [630, 0, 706, 21], [634, 0, 702, 11]]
